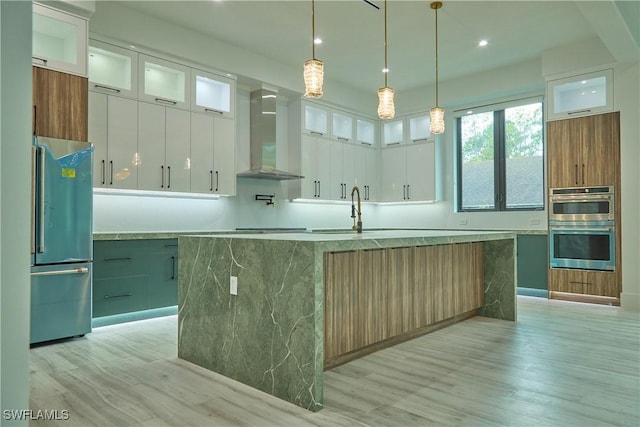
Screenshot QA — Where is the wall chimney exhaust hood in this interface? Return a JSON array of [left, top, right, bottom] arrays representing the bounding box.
[[237, 88, 303, 181]]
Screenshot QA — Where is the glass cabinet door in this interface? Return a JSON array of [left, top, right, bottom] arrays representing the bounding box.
[[546, 69, 613, 121], [332, 112, 353, 141], [139, 54, 190, 110], [32, 3, 88, 76], [382, 119, 404, 145], [356, 119, 376, 146], [409, 114, 432, 142], [304, 104, 328, 135], [191, 69, 235, 118], [88, 40, 137, 98]]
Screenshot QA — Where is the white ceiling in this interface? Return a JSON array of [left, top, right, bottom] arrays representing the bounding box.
[[111, 0, 638, 94]]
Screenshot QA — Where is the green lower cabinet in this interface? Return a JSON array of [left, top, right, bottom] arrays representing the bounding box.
[[93, 239, 178, 319], [516, 234, 548, 293]]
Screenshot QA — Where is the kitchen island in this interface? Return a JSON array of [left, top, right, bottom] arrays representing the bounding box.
[[177, 230, 517, 411]]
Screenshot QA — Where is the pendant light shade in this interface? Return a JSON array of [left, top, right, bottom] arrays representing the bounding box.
[[378, 86, 395, 120], [429, 1, 444, 134], [304, 58, 324, 98], [378, 0, 394, 119], [430, 106, 445, 134], [304, 0, 323, 98]]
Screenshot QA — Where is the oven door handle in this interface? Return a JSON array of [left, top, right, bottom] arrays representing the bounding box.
[[551, 227, 614, 232]]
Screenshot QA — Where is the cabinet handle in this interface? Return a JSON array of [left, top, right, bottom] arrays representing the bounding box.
[[31, 267, 89, 277], [575, 164, 578, 185], [403, 185, 406, 200], [161, 165, 165, 188], [582, 164, 585, 185], [407, 184, 410, 200], [209, 170, 214, 191], [37, 147, 46, 253], [318, 180, 321, 198], [412, 138, 429, 143], [104, 257, 132, 262], [215, 171, 219, 192], [360, 142, 372, 146], [313, 180, 317, 198], [567, 109, 591, 115], [33, 105, 37, 135], [32, 56, 48, 65], [155, 97, 177, 105], [101, 160, 106, 185], [171, 256, 176, 280], [167, 166, 171, 189], [387, 142, 401, 146], [310, 131, 324, 136], [204, 108, 223, 115], [337, 137, 349, 142], [569, 281, 593, 286], [94, 84, 121, 93], [104, 293, 132, 300], [109, 161, 114, 185]]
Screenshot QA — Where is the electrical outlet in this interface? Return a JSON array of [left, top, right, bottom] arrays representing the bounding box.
[[230, 276, 238, 295]]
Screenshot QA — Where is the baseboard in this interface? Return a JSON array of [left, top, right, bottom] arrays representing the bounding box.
[[92, 306, 178, 327], [620, 292, 640, 311], [549, 291, 620, 306], [517, 287, 548, 298]]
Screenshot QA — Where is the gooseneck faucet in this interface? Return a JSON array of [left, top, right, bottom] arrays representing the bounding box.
[[351, 185, 363, 233]]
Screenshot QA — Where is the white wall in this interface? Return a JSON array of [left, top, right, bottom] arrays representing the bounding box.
[[1, 1, 31, 423]]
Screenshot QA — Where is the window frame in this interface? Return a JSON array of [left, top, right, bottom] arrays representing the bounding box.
[[455, 97, 545, 213]]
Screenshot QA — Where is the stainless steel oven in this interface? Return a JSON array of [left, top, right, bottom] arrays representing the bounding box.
[[549, 221, 615, 271], [549, 186, 614, 222]]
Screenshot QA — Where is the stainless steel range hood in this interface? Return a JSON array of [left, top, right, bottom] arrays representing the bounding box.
[[237, 88, 303, 180]]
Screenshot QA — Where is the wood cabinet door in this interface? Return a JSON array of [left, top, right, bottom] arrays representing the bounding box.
[[547, 118, 581, 188], [33, 67, 88, 141], [581, 112, 619, 186]]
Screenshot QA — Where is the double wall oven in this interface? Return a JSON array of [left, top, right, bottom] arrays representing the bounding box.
[[548, 186, 615, 271]]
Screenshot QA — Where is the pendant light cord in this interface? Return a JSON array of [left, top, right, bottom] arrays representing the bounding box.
[[434, 3, 439, 107], [384, 0, 388, 87], [312, 0, 316, 60]]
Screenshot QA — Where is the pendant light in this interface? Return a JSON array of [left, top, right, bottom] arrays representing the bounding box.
[[377, 0, 395, 120], [303, 0, 324, 98], [430, 1, 444, 134]]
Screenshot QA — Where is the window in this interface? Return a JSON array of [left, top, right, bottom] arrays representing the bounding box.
[[456, 99, 544, 211]]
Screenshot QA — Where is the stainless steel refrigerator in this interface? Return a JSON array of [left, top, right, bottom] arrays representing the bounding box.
[[31, 136, 93, 344]]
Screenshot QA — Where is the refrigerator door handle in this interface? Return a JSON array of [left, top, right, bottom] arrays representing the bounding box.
[[31, 147, 36, 254], [31, 267, 89, 277], [38, 146, 46, 254]]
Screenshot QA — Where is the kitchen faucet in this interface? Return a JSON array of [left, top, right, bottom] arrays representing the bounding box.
[[351, 185, 363, 233]]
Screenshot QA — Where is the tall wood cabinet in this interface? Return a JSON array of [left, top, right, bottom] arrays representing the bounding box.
[[547, 112, 621, 302], [33, 67, 88, 141], [547, 112, 619, 188]]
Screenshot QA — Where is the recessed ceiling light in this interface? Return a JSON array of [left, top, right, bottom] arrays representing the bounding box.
[[581, 80, 587, 84], [466, 110, 473, 115], [314, 38, 322, 45], [129, 45, 137, 50], [592, 90, 597, 93], [478, 40, 488, 47], [382, 67, 389, 73]]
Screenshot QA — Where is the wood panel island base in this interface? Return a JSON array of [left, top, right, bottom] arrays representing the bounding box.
[[177, 230, 517, 412]]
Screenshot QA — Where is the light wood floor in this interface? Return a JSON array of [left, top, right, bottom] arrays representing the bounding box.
[[29, 296, 639, 426]]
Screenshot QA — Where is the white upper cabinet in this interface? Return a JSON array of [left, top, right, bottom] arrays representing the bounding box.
[[356, 118, 376, 146], [382, 119, 404, 145], [379, 142, 435, 202], [191, 69, 235, 118], [304, 104, 329, 135], [408, 114, 432, 142], [139, 54, 190, 110], [88, 40, 138, 98], [32, 3, 88, 76], [332, 112, 353, 141], [546, 69, 614, 121]]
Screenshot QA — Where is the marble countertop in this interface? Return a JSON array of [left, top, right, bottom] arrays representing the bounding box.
[[94, 228, 546, 241]]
